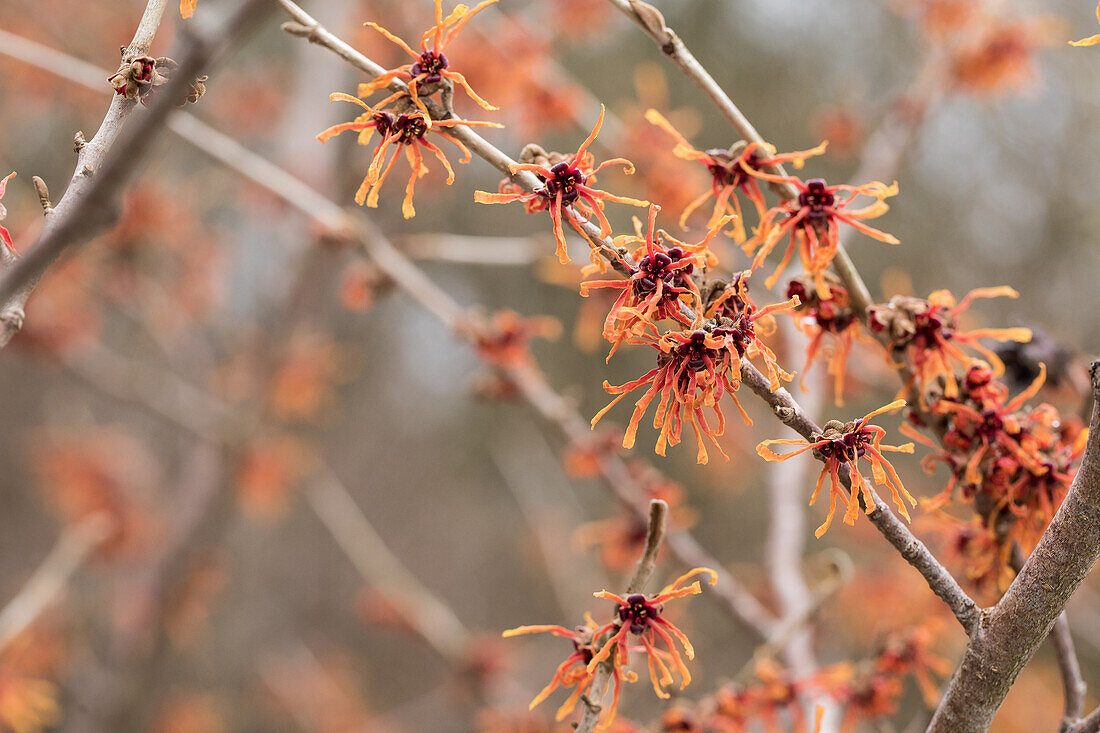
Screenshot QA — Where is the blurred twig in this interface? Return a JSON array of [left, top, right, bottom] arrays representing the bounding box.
[[401, 233, 547, 265], [489, 425, 610, 618], [735, 549, 853, 684], [304, 467, 472, 663], [0, 0, 275, 346], [0, 514, 112, 653]]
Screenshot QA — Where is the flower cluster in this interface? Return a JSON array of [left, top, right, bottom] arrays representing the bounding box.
[[645, 109, 826, 243], [319, 1, 503, 216], [318, 93, 500, 217], [504, 569, 714, 728], [359, 0, 500, 114], [589, 267, 801, 464], [580, 204, 720, 358], [868, 286, 1032, 404], [757, 400, 916, 537], [904, 361, 1087, 587], [475, 106, 649, 264]]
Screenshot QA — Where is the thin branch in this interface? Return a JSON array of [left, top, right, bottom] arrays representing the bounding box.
[[0, 514, 112, 653], [0, 0, 275, 346], [1051, 613, 1087, 732], [576, 500, 668, 733], [127, 0, 170, 57], [928, 362, 1100, 733], [735, 549, 853, 684], [304, 467, 472, 663], [627, 500, 668, 594], [1069, 706, 1100, 733], [597, 0, 983, 637], [1010, 544, 1088, 732]]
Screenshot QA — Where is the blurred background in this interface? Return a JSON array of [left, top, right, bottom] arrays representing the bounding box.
[[0, 0, 1098, 730]]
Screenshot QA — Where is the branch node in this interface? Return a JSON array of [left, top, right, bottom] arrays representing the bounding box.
[[280, 20, 313, 38], [73, 131, 86, 153], [32, 177, 52, 215], [0, 307, 25, 336]]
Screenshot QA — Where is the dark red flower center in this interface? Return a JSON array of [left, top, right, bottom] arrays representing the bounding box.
[[913, 307, 955, 346], [633, 246, 692, 296], [817, 426, 871, 462], [411, 50, 449, 83], [670, 329, 721, 373], [618, 593, 659, 635], [372, 111, 396, 136], [976, 408, 1005, 440], [542, 161, 587, 204], [704, 149, 758, 188], [799, 178, 836, 220], [393, 114, 429, 143]]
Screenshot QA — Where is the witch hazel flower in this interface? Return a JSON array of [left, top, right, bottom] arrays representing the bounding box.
[[867, 286, 1032, 403], [702, 270, 799, 392], [359, 0, 500, 114], [905, 360, 1087, 560], [580, 204, 726, 359], [757, 400, 916, 537], [503, 568, 713, 728], [786, 273, 868, 406], [587, 568, 716, 699], [590, 321, 745, 464], [475, 106, 649, 264], [744, 168, 899, 294], [318, 93, 501, 217], [645, 109, 827, 243], [501, 619, 618, 724]]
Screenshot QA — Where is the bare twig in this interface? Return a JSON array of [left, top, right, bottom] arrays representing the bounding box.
[[304, 467, 472, 663], [576, 499, 668, 733], [767, 322, 824, 675], [1009, 544, 1088, 732], [735, 549, 853, 684], [0, 514, 112, 653], [0, 0, 275, 347], [489, 428, 610, 618], [928, 362, 1100, 732], [1069, 706, 1100, 733], [1051, 613, 1087, 732]]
